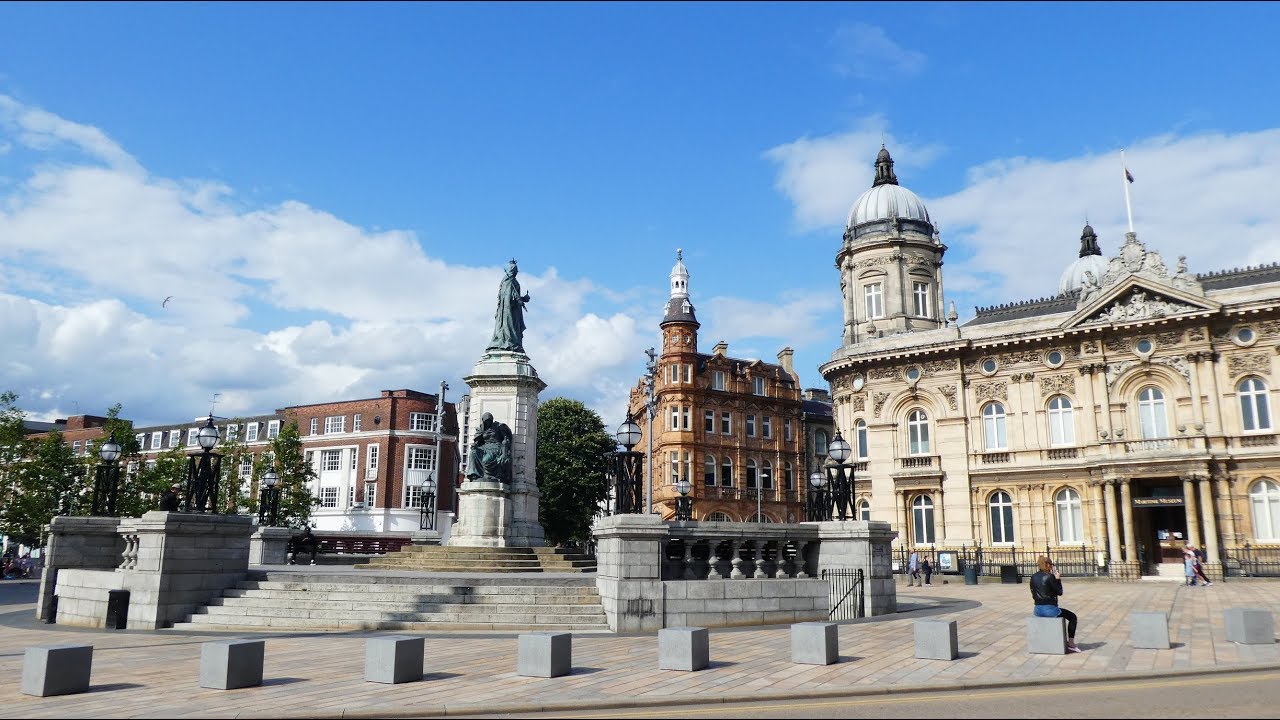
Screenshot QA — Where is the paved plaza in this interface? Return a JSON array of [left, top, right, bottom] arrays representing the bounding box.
[[2, 575, 1278, 718]]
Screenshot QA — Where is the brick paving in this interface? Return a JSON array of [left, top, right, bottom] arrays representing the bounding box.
[[2, 577, 1278, 718]]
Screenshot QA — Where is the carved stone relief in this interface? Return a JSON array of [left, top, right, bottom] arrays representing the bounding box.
[[1104, 360, 1138, 391], [869, 367, 900, 381], [1083, 289, 1200, 326], [1228, 352, 1271, 378], [1039, 374, 1076, 397], [922, 359, 955, 376], [938, 385, 957, 411], [1186, 327, 1206, 342], [1152, 355, 1191, 384], [872, 392, 891, 417], [974, 381, 1008, 402], [851, 395, 866, 413], [1081, 340, 1101, 355], [850, 253, 905, 271]]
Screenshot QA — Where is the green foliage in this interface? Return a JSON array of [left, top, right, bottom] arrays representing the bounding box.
[[1, 429, 83, 548], [126, 446, 187, 516], [268, 420, 316, 528], [535, 397, 615, 547]]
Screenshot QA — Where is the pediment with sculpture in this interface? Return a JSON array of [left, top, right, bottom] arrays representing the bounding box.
[[1062, 267, 1219, 330]]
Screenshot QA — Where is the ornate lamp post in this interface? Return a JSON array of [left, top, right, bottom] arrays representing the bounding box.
[[806, 470, 829, 522], [258, 469, 280, 526], [674, 477, 694, 522], [419, 474, 437, 530], [826, 432, 856, 521], [186, 415, 222, 513], [614, 418, 643, 514], [90, 440, 122, 517], [643, 347, 658, 514]]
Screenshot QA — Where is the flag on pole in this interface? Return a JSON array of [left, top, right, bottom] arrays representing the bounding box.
[[1125, 167, 1135, 183]]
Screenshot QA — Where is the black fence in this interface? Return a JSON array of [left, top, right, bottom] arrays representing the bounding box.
[[1224, 545, 1280, 578], [894, 545, 1107, 580], [822, 568, 864, 620]]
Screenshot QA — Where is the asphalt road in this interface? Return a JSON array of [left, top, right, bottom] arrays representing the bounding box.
[[458, 667, 1280, 719]]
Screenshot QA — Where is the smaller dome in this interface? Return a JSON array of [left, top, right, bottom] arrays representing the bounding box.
[[1059, 254, 1108, 295], [876, 146, 892, 163], [847, 184, 932, 228]]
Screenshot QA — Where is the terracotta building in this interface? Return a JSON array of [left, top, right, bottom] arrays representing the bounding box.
[[820, 146, 1280, 580], [627, 251, 806, 522]]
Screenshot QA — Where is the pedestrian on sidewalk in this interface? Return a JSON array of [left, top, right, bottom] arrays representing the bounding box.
[[908, 550, 920, 586], [1183, 546, 1198, 586], [1031, 555, 1082, 653], [1189, 545, 1213, 586], [922, 558, 933, 585]]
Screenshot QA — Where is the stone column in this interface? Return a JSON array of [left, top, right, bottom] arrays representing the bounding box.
[[1103, 480, 1122, 566], [1120, 480, 1138, 566], [899, 491, 911, 546], [248, 526, 293, 565], [1217, 474, 1238, 550], [591, 514, 669, 632], [1183, 475, 1202, 549], [1185, 353, 1205, 429], [935, 488, 946, 545], [1198, 476, 1220, 573]]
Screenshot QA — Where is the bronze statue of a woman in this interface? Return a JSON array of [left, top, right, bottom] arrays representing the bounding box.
[[486, 259, 531, 353]]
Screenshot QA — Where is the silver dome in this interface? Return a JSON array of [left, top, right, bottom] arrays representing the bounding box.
[[847, 183, 932, 228], [1058, 254, 1109, 296]]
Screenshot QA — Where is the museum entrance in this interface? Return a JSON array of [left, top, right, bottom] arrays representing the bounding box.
[[1129, 480, 1188, 577]]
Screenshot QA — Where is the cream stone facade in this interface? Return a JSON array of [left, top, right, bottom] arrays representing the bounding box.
[[820, 147, 1280, 581]]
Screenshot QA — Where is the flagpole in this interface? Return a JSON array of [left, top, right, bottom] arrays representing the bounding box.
[[1121, 149, 1135, 234]]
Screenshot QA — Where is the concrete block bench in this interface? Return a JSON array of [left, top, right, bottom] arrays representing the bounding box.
[[21, 645, 93, 697], [1026, 616, 1067, 655], [365, 636, 424, 684], [1224, 608, 1275, 645], [1129, 611, 1171, 649], [517, 632, 572, 678], [200, 639, 265, 690], [659, 627, 709, 671], [791, 622, 838, 665], [914, 618, 959, 660]]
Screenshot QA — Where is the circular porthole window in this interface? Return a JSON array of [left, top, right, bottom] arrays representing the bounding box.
[[905, 366, 922, 383], [1135, 339, 1154, 357], [1233, 327, 1257, 347], [1046, 350, 1064, 368], [981, 358, 998, 375], [852, 375, 866, 392]]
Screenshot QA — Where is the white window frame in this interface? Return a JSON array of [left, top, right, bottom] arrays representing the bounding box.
[[753, 377, 766, 396], [855, 420, 869, 460], [186, 429, 197, 447], [989, 490, 1015, 543], [136, 433, 146, 449], [239, 455, 253, 478], [912, 495, 936, 544], [704, 454, 716, 487], [762, 416, 772, 439], [785, 461, 794, 490], [907, 410, 931, 456], [405, 484, 424, 509], [318, 486, 339, 509], [353, 414, 361, 432], [167, 430, 180, 448], [1047, 395, 1075, 446], [859, 499, 871, 521], [1138, 386, 1170, 439], [912, 280, 931, 318], [364, 481, 377, 509], [864, 282, 885, 319], [815, 430, 828, 457], [746, 414, 756, 438], [704, 410, 715, 433], [410, 412, 435, 432], [721, 412, 731, 435], [267, 420, 281, 439], [309, 418, 318, 435], [324, 416, 345, 434], [761, 460, 773, 489], [784, 419, 792, 441], [982, 402, 1008, 451], [684, 363, 693, 383], [367, 444, 379, 472], [225, 424, 238, 441], [745, 458, 758, 489], [321, 449, 342, 472], [150, 432, 162, 450], [1055, 487, 1084, 544], [246, 423, 259, 442], [1240, 377, 1272, 432], [713, 370, 726, 391], [670, 406, 680, 431], [682, 406, 690, 430], [1250, 479, 1280, 541], [72, 440, 81, 454], [720, 457, 733, 487]]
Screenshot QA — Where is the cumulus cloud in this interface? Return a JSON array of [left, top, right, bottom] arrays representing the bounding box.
[[829, 23, 927, 79], [767, 120, 1280, 319]]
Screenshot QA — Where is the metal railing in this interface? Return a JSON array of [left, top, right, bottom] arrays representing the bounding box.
[[1224, 544, 1280, 577], [893, 545, 1106, 579], [822, 568, 865, 620]]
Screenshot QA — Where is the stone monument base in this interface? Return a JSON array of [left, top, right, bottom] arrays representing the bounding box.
[[448, 480, 545, 548]]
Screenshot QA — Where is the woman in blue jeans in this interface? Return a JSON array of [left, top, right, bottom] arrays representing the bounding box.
[[1030, 555, 1082, 652]]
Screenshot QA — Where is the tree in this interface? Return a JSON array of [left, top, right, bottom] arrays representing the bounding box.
[[535, 397, 615, 548], [90, 404, 156, 518], [267, 420, 316, 528], [1, 429, 82, 548]]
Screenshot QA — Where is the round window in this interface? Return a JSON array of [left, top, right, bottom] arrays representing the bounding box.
[[1136, 339, 1153, 355], [981, 358, 998, 374], [1237, 327, 1255, 344], [905, 367, 921, 382], [1046, 350, 1064, 366]]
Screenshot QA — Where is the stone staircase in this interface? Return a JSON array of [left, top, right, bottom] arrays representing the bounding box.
[[357, 545, 597, 573], [171, 569, 610, 632]]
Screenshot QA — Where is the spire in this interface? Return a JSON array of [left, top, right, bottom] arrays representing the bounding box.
[[669, 248, 689, 299], [662, 248, 699, 328], [873, 144, 899, 187], [1079, 223, 1102, 258]]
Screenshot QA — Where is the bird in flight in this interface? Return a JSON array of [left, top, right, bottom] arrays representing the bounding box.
[[162, 296, 173, 308]]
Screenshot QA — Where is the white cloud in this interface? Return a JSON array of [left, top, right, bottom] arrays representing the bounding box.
[[829, 23, 926, 79]]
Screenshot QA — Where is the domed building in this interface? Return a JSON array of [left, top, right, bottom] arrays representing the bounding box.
[[821, 146, 1280, 583]]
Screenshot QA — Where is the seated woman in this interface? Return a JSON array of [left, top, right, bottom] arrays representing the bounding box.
[[1030, 555, 1082, 653]]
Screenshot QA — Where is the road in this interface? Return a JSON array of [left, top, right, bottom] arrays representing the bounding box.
[[456, 667, 1280, 719]]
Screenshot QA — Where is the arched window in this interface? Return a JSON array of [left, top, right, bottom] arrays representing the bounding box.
[[720, 457, 733, 487], [912, 495, 935, 544], [703, 454, 716, 487], [815, 430, 829, 457], [784, 462, 794, 490], [1047, 395, 1075, 446], [746, 513, 776, 523], [1250, 479, 1280, 541], [1240, 377, 1272, 432], [707, 511, 734, 522], [989, 491, 1015, 543], [761, 461, 773, 489], [1055, 487, 1084, 543], [907, 410, 930, 456], [1138, 386, 1169, 439], [982, 403, 1007, 451], [855, 420, 869, 460], [745, 458, 758, 489], [859, 499, 871, 521]]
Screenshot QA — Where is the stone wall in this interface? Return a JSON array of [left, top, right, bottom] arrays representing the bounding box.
[[37, 516, 124, 622]]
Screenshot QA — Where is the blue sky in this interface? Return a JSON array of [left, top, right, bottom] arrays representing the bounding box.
[[2, 2, 1279, 429]]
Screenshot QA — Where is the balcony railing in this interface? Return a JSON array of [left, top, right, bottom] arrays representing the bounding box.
[[1045, 447, 1079, 460], [898, 455, 936, 470], [1121, 436, 1206, 455], [1240, 434, 1278, 448], [979, 452, 1011, 464]]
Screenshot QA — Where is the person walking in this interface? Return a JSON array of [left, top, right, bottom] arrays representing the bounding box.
[[908, 550, 920, 587], [1189, 545, 1213, 586], [1030, 555, 1083, 653], [922, 558, 934, 586], [1183, 546, 1198, 586]]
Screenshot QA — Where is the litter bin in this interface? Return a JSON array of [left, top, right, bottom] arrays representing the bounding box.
[[106, 589, 130, 630], [999, 564, 1021, 584], [963, 566, 979, 585]]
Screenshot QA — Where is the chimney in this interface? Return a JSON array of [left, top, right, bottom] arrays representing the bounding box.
[[776, 347, 794, 375], [712, 341, 728, 356], [803, 388, 831, 402]]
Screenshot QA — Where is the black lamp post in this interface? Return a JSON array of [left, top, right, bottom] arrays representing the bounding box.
[[806, 470, 830, 522], [258, 469, 280, 526], [186, 415, 222, 513], [90, 440, 122, 517], [614, 418, 644, 515], [419, 474, 437, 530], [826, 432, 856, 521], [674, 477, 694, 522]]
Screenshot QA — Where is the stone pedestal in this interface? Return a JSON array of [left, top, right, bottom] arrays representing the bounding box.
[[37, 516, 124, 623], [249, 526, 293, 565], [813, 520, 898, 616], [450, 350, 547, 548]]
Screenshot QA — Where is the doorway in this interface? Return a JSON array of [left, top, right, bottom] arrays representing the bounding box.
[[1130, 481, 1188, 576]]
